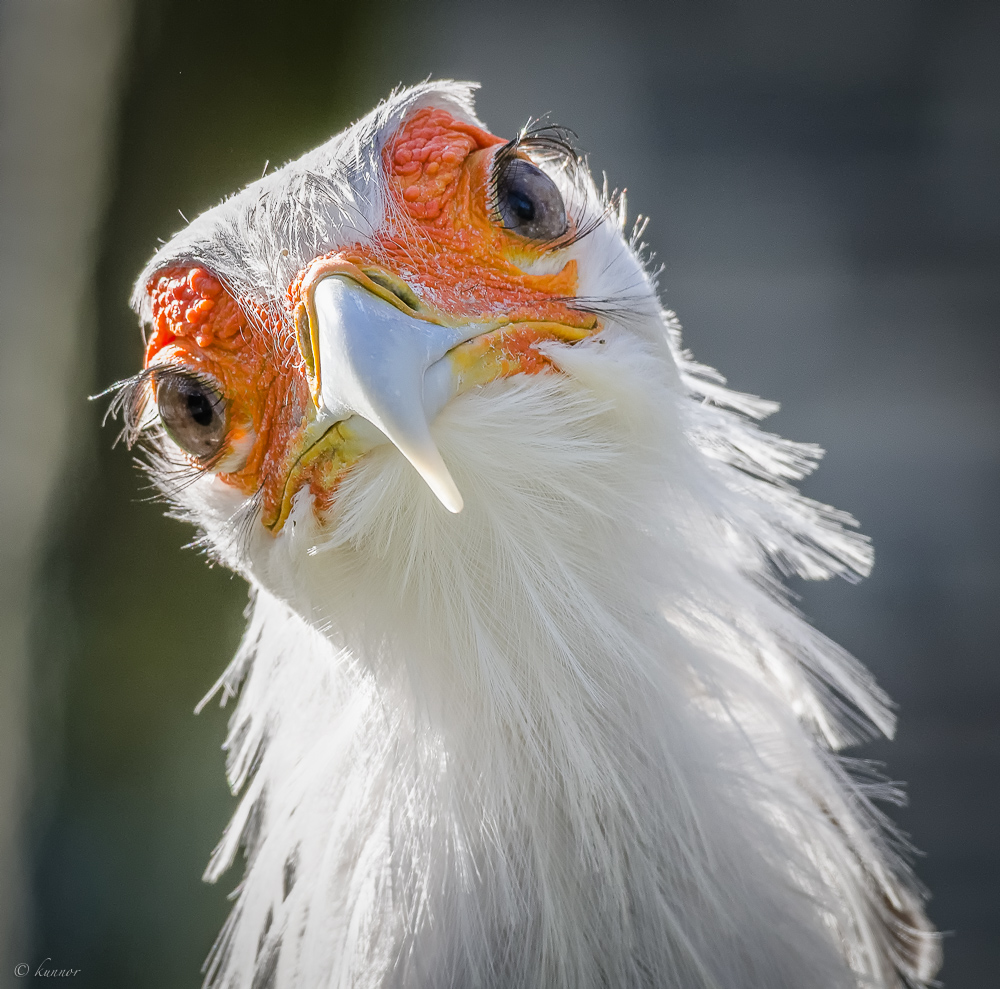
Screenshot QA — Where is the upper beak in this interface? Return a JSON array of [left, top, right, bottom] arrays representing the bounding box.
[[304, 273, 480, 513]]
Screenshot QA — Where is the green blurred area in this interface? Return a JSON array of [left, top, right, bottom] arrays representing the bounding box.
[[30, 2, 398, 984]]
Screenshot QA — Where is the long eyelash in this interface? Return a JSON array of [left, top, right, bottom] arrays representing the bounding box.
[[487, 121, 616, 252], [486, 138, 520, 228], [135, 446, 207, 502], [570, 294, 653, 322], [95, 367, 158, 449], [101, 368, 259, 564], [517, 122, 583, 165], [186, 485, 264, 564], [126, 436, 265, 573], [544, 194, 620, 251], [230, 490, 265, 559], [96, 365, 228, 474], [486, 122, 582, 221]]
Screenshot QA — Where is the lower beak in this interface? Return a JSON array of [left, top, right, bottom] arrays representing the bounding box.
[[305, 274, 481, 513]]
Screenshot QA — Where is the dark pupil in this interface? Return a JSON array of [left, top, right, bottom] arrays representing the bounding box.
[[186, 388, 215, 427], [495, 158, 567, 241], [508, 186, 536, 222]]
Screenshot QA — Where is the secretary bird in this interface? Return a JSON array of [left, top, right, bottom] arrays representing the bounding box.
[[109, 81, 940, 989]]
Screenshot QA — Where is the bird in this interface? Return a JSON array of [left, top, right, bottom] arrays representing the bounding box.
[[109, 81, 940, 989]]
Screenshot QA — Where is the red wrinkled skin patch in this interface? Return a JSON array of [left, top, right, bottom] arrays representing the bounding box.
[[145, 268, 244, 360], [144, 267, 311, 526], [390, 107, 503, 221]]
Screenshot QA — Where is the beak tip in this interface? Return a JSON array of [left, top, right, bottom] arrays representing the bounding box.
[[311, 274, 469, 516], [428, 475, 464, 514]]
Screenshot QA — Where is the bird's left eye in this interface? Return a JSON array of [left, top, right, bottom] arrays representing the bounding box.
[[492, 156, 568, 242], [154, 370, 228, 462]]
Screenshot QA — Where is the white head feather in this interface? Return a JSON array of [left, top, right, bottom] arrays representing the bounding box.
[[123, 81, 939, 989]]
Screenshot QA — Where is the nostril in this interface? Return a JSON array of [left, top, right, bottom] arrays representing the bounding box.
[[361, 268, 422, 311], [294, 303, 315, 378]]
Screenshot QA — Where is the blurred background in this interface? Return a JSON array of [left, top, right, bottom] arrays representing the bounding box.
[[1, 0, 997, 985]]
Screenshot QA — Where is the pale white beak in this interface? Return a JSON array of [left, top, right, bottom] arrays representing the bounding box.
[[311, 275, 481, 513]]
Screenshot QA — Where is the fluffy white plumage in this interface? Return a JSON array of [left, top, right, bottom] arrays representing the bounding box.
[[127, 82, 939, 988]]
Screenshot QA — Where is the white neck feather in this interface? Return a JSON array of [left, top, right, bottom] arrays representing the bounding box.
[[196, 330, 920, 989]]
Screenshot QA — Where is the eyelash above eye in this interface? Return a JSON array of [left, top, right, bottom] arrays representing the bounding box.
[[486, 125, 618, 251], [500, 124, 583, 171], [97, 366, 158, 449], [98, 365, 227, 461]]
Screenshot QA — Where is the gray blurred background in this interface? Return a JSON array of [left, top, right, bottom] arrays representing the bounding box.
[[1, 0, 997, 985]]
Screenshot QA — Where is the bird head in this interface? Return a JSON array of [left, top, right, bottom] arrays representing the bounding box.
[[110, 79, 875, 681], [115, 82, 661, 571]]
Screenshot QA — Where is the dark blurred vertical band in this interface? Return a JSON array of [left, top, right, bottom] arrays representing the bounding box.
[[0, 0, 130, 971]]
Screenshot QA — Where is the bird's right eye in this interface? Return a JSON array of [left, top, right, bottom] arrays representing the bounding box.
[[154, 370, 228, 462], [492, 156, 568, 242]]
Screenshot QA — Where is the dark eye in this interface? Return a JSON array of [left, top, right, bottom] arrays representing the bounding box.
[[155, 371, 228, 461], [494, 156, 568, 241]]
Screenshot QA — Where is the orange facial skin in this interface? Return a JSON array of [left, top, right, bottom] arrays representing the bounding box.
[[144, 267, 313, 525], [143, 108, 599, 532], [288, 107, 597, 330]]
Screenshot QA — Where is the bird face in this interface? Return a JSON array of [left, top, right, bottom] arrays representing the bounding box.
[[126, 103, 630, 546]]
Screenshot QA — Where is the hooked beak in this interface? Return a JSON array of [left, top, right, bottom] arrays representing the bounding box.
[[281, 258, 597, 527], [302, 271, 480, 513]]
